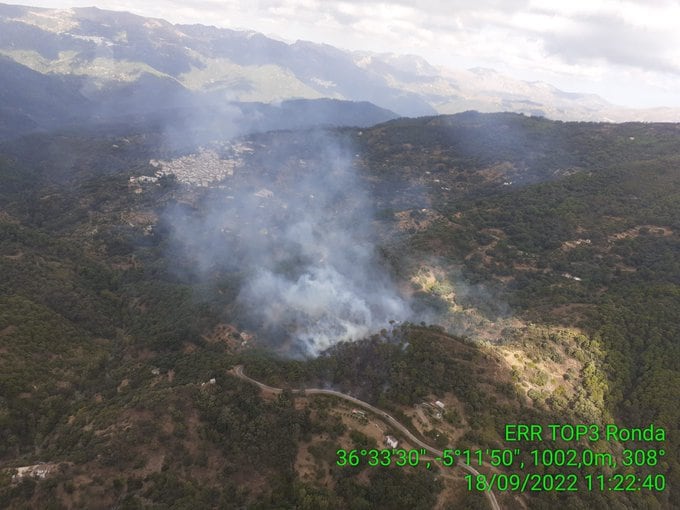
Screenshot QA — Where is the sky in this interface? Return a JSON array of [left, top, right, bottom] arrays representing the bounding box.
[[7, 0, 680, 108]]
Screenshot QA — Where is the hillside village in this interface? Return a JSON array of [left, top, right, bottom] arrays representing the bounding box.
[[143, 142, 254, 187]]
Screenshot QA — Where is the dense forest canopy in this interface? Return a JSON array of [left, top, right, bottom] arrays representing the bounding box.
[[0, 112, 678, 508]]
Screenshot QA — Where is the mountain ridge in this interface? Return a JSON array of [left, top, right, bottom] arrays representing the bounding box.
[[1, 1, 680, 129]]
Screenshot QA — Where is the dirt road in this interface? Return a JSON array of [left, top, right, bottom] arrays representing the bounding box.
[[230, 365, 501, 510]]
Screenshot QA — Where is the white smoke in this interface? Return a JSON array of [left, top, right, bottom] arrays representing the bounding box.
[[167, 130, 411, 356]]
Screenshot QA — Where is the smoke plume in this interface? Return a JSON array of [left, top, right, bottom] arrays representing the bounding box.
[[167, 130, 410, 356]]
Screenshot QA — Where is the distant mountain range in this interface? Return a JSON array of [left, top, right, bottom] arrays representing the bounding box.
[[1, 2, 679, 140]]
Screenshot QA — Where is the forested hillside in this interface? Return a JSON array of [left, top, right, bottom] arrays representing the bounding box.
[[0, 112, 678, 508]]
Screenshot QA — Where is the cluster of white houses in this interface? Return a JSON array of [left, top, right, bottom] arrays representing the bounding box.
[[140, 142, 254, 188]]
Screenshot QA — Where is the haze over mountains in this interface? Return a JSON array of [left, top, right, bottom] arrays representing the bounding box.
[[1, 1, 679, 141]]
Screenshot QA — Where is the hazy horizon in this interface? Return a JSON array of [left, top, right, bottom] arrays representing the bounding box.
[[4, 0, 680, 111]]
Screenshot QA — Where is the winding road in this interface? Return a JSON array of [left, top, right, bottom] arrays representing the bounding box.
[[230, 365, 501, 510]]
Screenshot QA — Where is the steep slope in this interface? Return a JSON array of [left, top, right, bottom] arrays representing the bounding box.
[[2, 2, 680, 127], [0, 113, 678, 508], [0, 56, 90, 137]]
